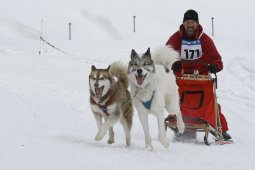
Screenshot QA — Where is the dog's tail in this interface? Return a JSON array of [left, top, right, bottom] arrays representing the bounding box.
[[109, 61, 129, 89], [153, 45, 180, 69]]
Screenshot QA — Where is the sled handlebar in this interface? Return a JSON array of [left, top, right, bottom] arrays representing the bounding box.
[[179, 60, 218, 88]]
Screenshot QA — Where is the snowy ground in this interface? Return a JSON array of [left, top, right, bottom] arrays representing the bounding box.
[[1, 0, 255, 170]]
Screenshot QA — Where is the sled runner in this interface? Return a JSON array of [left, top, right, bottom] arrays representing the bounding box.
[[165, 71, 227, 145]]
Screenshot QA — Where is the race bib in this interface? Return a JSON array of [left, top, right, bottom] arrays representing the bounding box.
[[181, 40, 203, 60]]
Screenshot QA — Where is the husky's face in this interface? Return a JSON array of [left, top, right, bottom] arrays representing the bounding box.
[[128, 48, 155, 87], [89, 65, 111, 98]]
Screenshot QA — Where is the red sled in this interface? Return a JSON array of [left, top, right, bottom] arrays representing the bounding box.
[[165, 74, 225, 145]]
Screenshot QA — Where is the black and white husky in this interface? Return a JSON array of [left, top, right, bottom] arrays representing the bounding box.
[[128, 46, 185, 151]]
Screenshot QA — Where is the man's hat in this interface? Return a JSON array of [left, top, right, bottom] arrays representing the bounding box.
[[183, 9, 199, 23]]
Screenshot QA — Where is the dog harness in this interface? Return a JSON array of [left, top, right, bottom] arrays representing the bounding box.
[[141, 90, 155, 110], [90, 95, 114, 116]]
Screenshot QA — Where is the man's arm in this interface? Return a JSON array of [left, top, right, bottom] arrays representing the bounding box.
[[165, 31, 181, 52], [201, 34, 223, 72]]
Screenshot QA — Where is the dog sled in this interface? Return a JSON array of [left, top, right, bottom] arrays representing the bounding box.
[[165, 63, 229, 145]]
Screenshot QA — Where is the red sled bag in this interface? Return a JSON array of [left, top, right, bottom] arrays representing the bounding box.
[[177, 78, 216, 128]]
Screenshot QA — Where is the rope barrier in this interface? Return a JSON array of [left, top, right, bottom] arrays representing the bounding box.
[[40, 36, 75, 56], [39, 36, 110, 64]]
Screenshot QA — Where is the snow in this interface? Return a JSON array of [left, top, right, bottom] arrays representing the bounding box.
[[0, 0, 255, 169]]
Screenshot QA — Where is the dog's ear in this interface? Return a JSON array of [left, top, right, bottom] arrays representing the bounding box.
[[131, 49, 137, 60], [91, 65, 96, 71], [106, 65, 111, 71], [144, 47, 151, 58]]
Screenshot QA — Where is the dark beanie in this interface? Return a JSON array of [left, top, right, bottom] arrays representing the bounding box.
[[183, 9, 199, 23]]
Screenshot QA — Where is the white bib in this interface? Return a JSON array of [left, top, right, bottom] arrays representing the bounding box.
[[181, 40, 203, 60]]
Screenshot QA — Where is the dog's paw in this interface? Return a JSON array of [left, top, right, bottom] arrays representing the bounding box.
[[159, 138, 169, 148], [177, 121, 185, 134], [146, 145, 153, 152], [95, 134, 103, 141], [107, 138, 115, 144], [126, 138, 131, 147], [162, 141, 169, 148]]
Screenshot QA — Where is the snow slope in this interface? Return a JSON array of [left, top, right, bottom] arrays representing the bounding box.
[[0, 0, 255, 169]]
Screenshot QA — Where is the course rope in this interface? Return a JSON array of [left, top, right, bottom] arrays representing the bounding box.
[[39, 36, 109, 64], [40, 36, 74, 56]]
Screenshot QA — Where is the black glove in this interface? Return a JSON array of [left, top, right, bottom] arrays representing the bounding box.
[[171, 60, 182, 72], [208, 64, 218, 73]]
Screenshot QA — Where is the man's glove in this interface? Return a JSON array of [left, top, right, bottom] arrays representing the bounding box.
[[208, 64, 218, 73], [171, 60, 182, 72]]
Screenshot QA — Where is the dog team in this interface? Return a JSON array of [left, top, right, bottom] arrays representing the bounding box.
[[89, 46, 185, 151]]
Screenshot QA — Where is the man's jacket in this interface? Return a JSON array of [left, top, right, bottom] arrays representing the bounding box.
[[166, 24, 223, 75]]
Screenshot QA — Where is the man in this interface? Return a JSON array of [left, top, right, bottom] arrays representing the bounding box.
[[166, 9, 231, 140]]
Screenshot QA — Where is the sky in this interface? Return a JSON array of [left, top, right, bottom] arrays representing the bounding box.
[[0, 0, 255, 170]]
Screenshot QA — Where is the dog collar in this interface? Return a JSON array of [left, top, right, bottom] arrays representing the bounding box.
[[90, 95, 114, 116]]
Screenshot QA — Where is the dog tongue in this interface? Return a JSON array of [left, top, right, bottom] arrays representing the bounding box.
[[95, 87, 103, 97], [137, 75, 144, 85]]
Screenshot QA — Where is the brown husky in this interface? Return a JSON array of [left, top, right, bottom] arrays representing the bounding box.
[[89, 62, 133, 146]]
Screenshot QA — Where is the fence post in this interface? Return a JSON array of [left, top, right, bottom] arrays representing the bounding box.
[[211, 17, 214, 37], [69, 22, 72, 40], [133, 16, 136, 32], [39, 19, 43, 55]]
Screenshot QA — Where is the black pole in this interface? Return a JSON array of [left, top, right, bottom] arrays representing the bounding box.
[[211, 17, 214, 37], [39, 19, 43, 55], [69, 22, 72, 40], [133, 16, 136, 32]]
